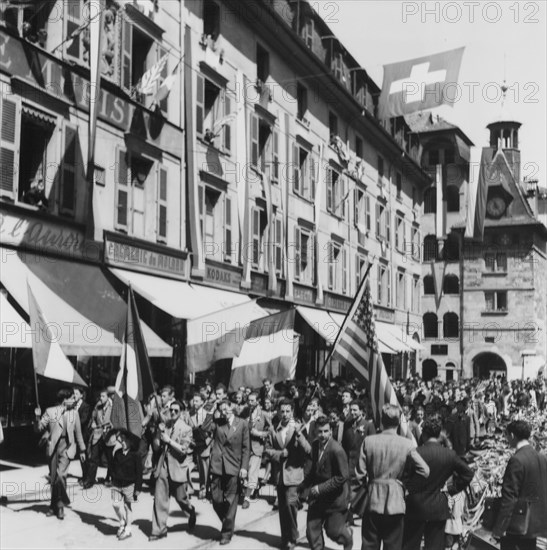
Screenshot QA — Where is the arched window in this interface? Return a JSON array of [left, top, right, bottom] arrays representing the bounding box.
[[424, 187, 436, 214], [423, 235, 438, 262], [443, 312, 459, 338], [423, 312, 438, 338], [443, 274, 459, 294], [423, 275, 435, 295], [446, 185, 460, 212], [442, 233, 460, 261]]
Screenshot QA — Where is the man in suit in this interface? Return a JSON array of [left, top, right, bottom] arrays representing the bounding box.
[[34, 388, 86, 519], [265, 398, 312, 550], [73, 387, 91, 482], [259, 378, 279, 405], [243, 391, 271, 508], [82, 389, 112, 488], [149, 400, 196, 541], [403, 417, 474, 550], [491, 420, 547, 550], [210, 398, 250, 545], [299, 416, 353, 550], [408, 406, 424, 445], [445, 400, 471, 457], [189, 392, 213, 500], [355, 404, 430, 550]]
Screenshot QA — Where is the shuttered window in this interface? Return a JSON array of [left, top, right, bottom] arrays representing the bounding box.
[[0, 96, 20, 198], [224, 195, 232, 261], [157, 166, 168, 241], [115, 147, 129, 230], [60, 124, 78, 214]]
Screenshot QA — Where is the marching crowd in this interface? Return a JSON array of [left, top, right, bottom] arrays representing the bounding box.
[[33, 372, 547, 550]]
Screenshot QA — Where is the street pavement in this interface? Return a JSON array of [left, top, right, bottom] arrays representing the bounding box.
[[0, 460, 359, 549]]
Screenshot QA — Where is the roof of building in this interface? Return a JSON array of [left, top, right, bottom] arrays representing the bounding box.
[[404, 111, 474, 146]]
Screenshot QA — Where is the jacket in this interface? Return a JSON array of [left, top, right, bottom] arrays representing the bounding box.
[[493, 444, 547, 538], [405, 440, 474, 521], [342, 417, 376, 477], [300, 437, 349, 513], [36, 406, 86, 459], [89, 400, 113, 446], [154, 417, 194, 484], [264, 420, 311, 486], [189, 408, 213, 458], [248, 406, 271, 456], [210, 416, 250, 476], [356, 429, 430, 515]]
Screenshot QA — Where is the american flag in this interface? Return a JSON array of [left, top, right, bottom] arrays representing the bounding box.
[[332, 273, 410, 436]]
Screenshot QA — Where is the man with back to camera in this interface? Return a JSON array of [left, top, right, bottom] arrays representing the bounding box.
[[491, 419, 547, 550], [403, 416, 474, 550], [299, 415, 353, 550], [355, 404, 430, 550]]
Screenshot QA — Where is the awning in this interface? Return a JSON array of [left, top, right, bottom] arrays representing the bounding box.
[[109, 268, 250, 319], [375, 322, 413, 353], [378, 322, 424, 352], [0, 249, 172, 357], [0, 293, 31, 348], [296, 306, 340, 345]]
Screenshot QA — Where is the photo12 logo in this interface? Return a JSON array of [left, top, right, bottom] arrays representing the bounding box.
[[402, 2, 540, 24]]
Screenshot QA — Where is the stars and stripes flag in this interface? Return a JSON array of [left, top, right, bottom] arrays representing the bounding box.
[[134, 53, 169, 95], [114, 286, 155, 435], [331, 269, 410, 436], [27, 282, 87, 387]]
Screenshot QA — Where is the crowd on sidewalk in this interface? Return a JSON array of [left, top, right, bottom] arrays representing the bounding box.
[[30, 371, 547, 550]]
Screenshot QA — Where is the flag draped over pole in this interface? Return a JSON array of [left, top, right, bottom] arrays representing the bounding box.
[[330, 270, 410, 436], [114, 286, 156, 436], [379, 47, 465, 119], [27, 282, 87, 387]]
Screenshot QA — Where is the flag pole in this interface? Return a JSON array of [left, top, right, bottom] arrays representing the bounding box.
[[305, 262, 373, 406]]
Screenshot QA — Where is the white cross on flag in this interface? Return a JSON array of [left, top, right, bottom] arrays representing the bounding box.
[[379, 47, 465, 119]]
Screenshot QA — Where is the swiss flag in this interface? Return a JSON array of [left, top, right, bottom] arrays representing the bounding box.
[[379, 47, 465, 119]]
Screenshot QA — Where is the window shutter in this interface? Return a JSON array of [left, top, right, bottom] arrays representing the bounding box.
[[251, 114, 259, 168], [196, 74, 205, 137], [353, 188, 359, 227], [309, 150, 317, 199], [274, 216, 282, 274], [376, 204, 381, 236], [223, 93, 232, 152], [0, 96, 20, 198], [294, 226, 301, 280], [158, 45, 169, 113], [272, 128, 279, 183], [61, 124, 78, 214], [157, 166, 168, 241], [224, 195, 232, 261], [342, 247, 348, 294], [365, 194, 371, 231], [326, 168, 333, 211], [292, 142, 300, 193], [115, 147, 129, 230], [386, 210, 391, 244], [65, 0, 84, 60], [198, 184, 204, 237], [120, 15, 132, 92], [252, 207, 260, 267]]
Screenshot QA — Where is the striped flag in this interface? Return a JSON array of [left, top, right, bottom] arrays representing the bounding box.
[[331, 272, 410, 435], [114, 286, 155, 435], [135, 53, 168, 95], [27, 282, 87, 386], [229, 309, 299, 391]]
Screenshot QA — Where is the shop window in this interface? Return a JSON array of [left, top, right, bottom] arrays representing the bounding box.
[[424, 187, 436, 213], [293, 144, 316, 201], [326, 167, 346, 219], [443, 312, 459, 338], [196, 75, 232, 152], [423, 312, 438, 338], [446, 185, 460, 212], [443, 274, 459, 294], [423, 235, 439, 262], [294, 226, 314, 284], [484, 291, 507, 312]]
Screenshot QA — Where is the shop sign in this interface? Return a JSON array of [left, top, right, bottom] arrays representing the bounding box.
[[324, 292, 351, 313], [375, 306, 395, 323], [0, 207, 93, 260], [105, 237, 188, 279], [205, 264, 242, 289], [293, 284, 315, 305]]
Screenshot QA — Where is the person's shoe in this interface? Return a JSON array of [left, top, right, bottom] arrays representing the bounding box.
[[343, 526, 353, 550], [46, 509, 56, 517], [242, 499, 250, 509], [117, 524, 126, 537], [272, 497, 279, 510], [148, 533, 167, 541], [198, 488, 206, 500], [57, 507, 64, 520], [219, 536, 232, 545], [282, 543, 296, 550], [118, 530, 132, 541], [188, 506, 196, 531]]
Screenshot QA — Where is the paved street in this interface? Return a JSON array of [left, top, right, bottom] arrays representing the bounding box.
[[1, 460, 357, 549]]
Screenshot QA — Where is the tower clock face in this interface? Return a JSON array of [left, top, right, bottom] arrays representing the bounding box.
[[486, 196, 507, 218]]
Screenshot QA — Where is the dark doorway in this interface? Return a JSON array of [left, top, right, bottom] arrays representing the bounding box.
[[473, 352, 507, 379]]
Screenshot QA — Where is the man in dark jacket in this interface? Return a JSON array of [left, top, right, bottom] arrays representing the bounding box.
[[403, 417, 474, 550], [299, 416, 353, 550], [445, 400, 471, 457], [492, 420, 547, 550]]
